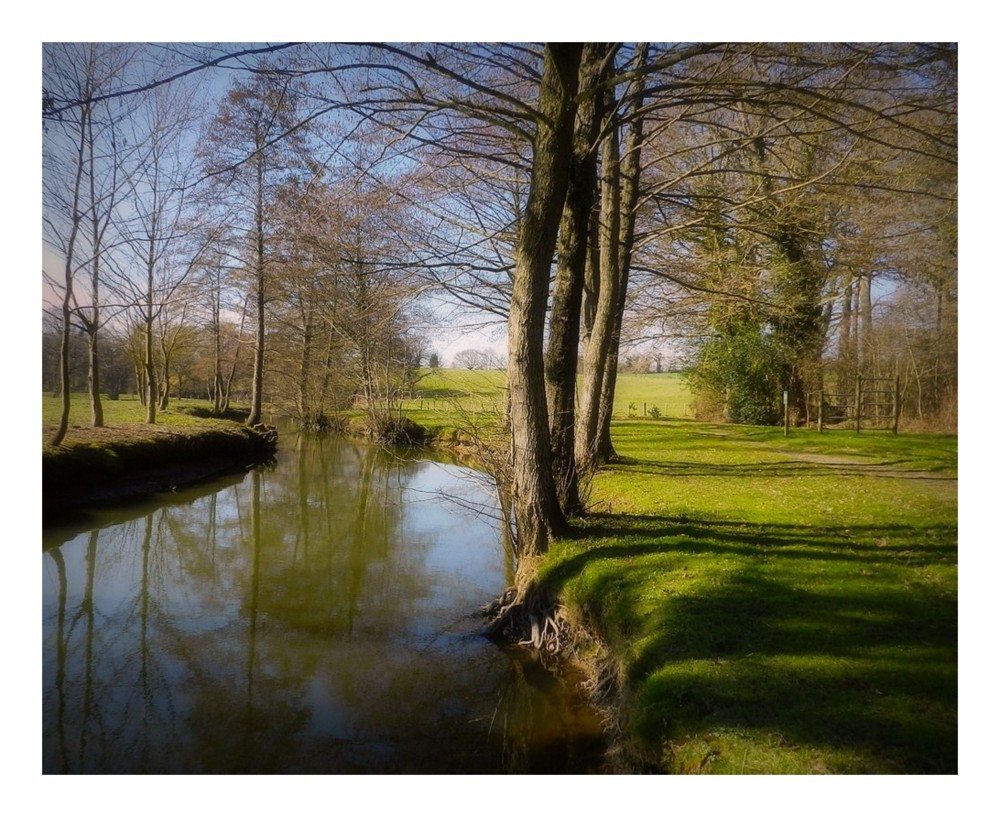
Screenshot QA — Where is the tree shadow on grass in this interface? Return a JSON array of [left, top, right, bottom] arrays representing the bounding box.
[[546, 513, 957, 773], [564, 514, 957, 568], [611, 455, 957, 481]]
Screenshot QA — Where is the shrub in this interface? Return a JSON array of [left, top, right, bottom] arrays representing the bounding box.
[[688, 322, 784, 425]]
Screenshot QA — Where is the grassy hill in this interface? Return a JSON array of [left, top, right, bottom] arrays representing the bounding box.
[[403, 368, 693, 418]]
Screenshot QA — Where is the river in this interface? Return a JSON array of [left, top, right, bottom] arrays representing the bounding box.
[[41, 433, 606, 774]]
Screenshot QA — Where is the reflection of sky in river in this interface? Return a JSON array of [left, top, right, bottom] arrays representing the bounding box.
[[401, 460, 504, 603], [42, 437, 604, 773]]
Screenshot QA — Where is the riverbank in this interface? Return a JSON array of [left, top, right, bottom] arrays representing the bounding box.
[[400, 384, 957, 772], [42, 397, 277, 517], [536, 420, 958, 773]]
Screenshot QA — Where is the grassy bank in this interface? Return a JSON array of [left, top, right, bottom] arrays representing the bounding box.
[[402, 370, 957, 772], [543, 420, 957, 773], [42, 394, 276, 514]]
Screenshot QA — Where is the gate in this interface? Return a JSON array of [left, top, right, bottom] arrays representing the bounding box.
[[805, 375, 900, 434]]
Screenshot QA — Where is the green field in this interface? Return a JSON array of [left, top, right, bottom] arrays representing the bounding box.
[[608, 371, 694, 418], [402, 367, 508, 413], [547, 420, 957, 773], [402, 369, 693, 418]]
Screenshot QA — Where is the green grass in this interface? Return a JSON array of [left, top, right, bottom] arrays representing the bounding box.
[[42, 393, 235, 434], [44, 384, 958, 773], [42, 394, 274, 513], [609, 372, 694, 419], [397, 372, 956, 772], [404, 368, 506, 407], [400, 369, 693, 433], [41, 393, 258, 469], [541, 419, 957, 773]]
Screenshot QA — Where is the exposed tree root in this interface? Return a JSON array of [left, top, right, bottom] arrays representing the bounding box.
[[483, 584, 570, 658], [483, 581, 643, 772]]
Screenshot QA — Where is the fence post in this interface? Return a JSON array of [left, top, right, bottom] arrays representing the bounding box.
[[783, 389, 789, 436], [855, 376, 862, 434], [643, 402, 647, 417], [893, 375, 900, 435], [818, 390, 824, 433]]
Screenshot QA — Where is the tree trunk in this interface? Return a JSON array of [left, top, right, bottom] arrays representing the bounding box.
[[507, 43, 582, 560], [52, 293, 73, 447], [837, 278, 855, 391], [858, 272, 873, 376], [319, 320, 338, 414], [594, 44, 648, 460], [298, 297, 313, 422], [144, 310, 157, 424], [86, 116, 105, 429], [247, 150, 266, 427], [144, 241, 157, 424], [577, 85, 621, 473], [158, 355, 170, 411], [544, 43, 606, 515], [212, 291, 224, 414], [49, 101, 89, 447], [88, 325, 103, 427]]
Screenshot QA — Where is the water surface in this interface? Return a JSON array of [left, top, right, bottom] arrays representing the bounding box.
[[42, 434, 605, 774]]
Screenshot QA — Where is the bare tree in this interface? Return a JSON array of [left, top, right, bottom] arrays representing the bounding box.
[[199, 67, 319, 427], [43, 43, 135, 443], [117, 82, 201, 422]]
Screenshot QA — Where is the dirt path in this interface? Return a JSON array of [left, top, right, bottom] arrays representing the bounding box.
[[742, 442, 957, 481]]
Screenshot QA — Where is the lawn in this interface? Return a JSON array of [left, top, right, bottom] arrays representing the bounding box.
[[42, 393, 233, 441], [401, 371, 957, 772], [542, 420, 958, 773]]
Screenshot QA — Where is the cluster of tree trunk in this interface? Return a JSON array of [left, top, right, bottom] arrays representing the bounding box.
[[499, 41, 956, 569], [508, 43, 653, 559]]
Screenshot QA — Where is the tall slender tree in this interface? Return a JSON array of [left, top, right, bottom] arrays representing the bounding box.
[[43, 43, 133, 443], [116, 76, 204, 423], [199, 68, 317, 427]]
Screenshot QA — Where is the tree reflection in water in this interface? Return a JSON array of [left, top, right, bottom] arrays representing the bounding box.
[[42, 434, 605, 773]]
